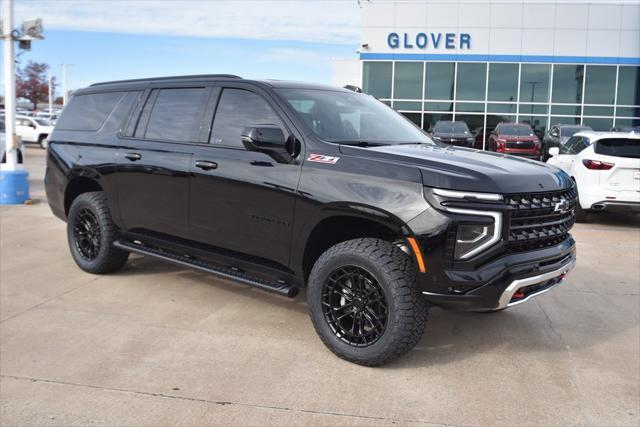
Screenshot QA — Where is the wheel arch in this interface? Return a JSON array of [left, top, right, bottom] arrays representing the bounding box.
[[297, 204, 410, 283], [64, 175, 104, 216]]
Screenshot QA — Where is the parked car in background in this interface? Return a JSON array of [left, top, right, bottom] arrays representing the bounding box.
[[15, 115, 53, 149], [547, 131, 640, 222], [430, 121, 475, 147], [35, 111, 60, 125], [0, 119, 25, 164], [543, 124, 592, 161], [488, 123, 541, 160]]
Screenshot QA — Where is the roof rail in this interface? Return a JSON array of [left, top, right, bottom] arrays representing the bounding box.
[[90, 74, 242, 87]]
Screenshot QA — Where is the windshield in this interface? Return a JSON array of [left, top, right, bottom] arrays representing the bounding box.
[[34, 119, 51, 126], [433, 122, 469, 134], [276, 89, 433, 145], [561, 126, 591, 137], [499, 124, 534, 136]]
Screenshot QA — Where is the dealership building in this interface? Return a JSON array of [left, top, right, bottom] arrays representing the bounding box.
[[334, 0, 640, 147]]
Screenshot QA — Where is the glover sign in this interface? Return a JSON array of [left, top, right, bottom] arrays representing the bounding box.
[[387, 32, 472, 50]]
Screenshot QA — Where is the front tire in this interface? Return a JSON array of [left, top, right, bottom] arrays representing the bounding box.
[[307, 238, 428, 366], [67, 191, 128, 274]]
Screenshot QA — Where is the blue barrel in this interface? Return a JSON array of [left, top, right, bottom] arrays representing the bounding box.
[[0, 169, 30, 204]]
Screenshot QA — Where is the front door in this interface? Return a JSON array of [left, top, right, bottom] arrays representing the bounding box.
[[188, 85, 303, 269], [116, 86, 212, 239]]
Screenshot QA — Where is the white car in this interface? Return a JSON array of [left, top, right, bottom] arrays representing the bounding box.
[[547, 131, 640, 222], [15, 115, 54, 149]]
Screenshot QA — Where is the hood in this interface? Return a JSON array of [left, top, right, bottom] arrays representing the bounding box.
[[340, 144, 572, 194], [498, 135, 539, 142]]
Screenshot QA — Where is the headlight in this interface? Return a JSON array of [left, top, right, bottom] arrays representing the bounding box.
[[455, 223, 496, 259], [427, 188, 503, 260]]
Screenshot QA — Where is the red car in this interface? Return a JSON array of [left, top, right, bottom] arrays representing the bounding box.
[[488, 123, 542, 160]]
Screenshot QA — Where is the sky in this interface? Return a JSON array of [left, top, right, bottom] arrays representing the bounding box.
[[2, 0, 362, 94]]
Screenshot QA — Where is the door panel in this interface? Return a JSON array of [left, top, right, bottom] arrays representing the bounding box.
[[189, 145, 300, 268], [116, 139, 192, 237]]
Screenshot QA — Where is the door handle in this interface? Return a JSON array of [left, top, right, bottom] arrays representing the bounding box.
[[195, 160, 218, 171], [124, 152, 142, 161]]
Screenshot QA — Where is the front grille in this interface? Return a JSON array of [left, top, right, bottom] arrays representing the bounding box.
[[506, 141, 535, 149], [505, 187, 577, 253]]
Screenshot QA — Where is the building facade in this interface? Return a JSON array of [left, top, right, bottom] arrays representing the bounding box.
[[336, 0, 640, 148]]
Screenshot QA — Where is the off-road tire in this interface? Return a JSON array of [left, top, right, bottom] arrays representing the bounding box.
[[67, 191, 128, 274], [307, 238, 428, 366]]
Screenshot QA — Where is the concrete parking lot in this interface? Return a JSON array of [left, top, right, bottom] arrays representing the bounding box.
[[1, 147, 639, 426]]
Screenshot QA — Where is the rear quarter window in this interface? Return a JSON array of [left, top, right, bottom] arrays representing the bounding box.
[[594, 138, 640, 159], [55, 92, 126, 131]]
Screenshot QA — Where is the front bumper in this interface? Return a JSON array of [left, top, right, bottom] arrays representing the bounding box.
[[418, 238, 577, 311]]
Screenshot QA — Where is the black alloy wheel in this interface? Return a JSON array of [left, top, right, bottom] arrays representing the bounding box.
[[321, 265, 388, 347], [73, 208, 102, 261]]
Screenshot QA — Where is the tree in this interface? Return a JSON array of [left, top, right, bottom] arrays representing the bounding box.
[[16, 61, 56, 110]]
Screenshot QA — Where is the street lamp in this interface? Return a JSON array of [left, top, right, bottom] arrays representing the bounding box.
[[1, 0, 44, 204]]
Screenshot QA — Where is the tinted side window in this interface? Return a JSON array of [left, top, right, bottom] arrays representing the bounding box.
[[595, 138, 640, 159], [565, 137, 590, 154], [144, 88, 209, 142], [100, 91, 141, 133], [210, 89, 283, 147], [56, 92, 125, 131]]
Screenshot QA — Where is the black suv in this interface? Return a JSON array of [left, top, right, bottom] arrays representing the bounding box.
[[45, 75, 577, 366], [430, 120, 475, 147]]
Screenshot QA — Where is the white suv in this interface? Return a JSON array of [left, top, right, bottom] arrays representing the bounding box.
[[547, 131, 640, 222], [16, 115, 54, 149]]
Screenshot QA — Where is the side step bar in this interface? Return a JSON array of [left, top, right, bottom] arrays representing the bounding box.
[[113, 240, 299, 298]]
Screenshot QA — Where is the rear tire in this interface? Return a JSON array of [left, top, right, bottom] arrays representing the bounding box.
[[67, 191, 128, 274], [38, 135, 48, 149], [307, 238, 428, 366]]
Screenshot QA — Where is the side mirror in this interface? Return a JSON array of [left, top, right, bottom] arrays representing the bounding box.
[[241, 126, 290, 162], [548, 147, 560, 157]]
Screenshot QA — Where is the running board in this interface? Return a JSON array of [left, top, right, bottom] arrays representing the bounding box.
[[113, 240, 299, 298]]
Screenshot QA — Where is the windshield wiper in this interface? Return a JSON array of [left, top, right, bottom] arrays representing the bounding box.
[[335, 141, 390, 147]]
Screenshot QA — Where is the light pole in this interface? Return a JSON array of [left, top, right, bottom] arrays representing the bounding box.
[[1, 0, 28, 205], [61, 63, 73, 105], [1, 0, 43, 204], [48, 73, 53, 115]]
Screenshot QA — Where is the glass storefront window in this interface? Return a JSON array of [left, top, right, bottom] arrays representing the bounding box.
[[488, 63, 518, 102], [393, 101, 421, 111], [582, 117, 613, 131], [552, 65, 584, 104], [425, 62, 455, 100], [550, 116, 581, 125], [394, 62, 423, 100], [518, 104, 548, 115], [423, 113, 453, 131], [455, 102, 485, 112], [424, 102, 453, 112], [456, 63, 486, 101], [583, 106, 614, 116], [487, 103, 517, 114], [616, 106, 640, 117], [520, 64, 551, 103], [486, 114, 516, 128], [615, 118, 640, 128], [363, 62, 392, 99], [518, 116, 548, 139], [551, 105, 582, 116], [617, 66, 640, 106], [584, 66, 616, 105]]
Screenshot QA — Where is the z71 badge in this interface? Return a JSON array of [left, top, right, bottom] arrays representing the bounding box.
[[307, 154, 340, 164]]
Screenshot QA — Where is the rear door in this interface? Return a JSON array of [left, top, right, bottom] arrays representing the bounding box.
[[594, 138, 640, 201], [16, 118, 37, 142], [116, 85, 213, 239], [188, 84, 303, 269]]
